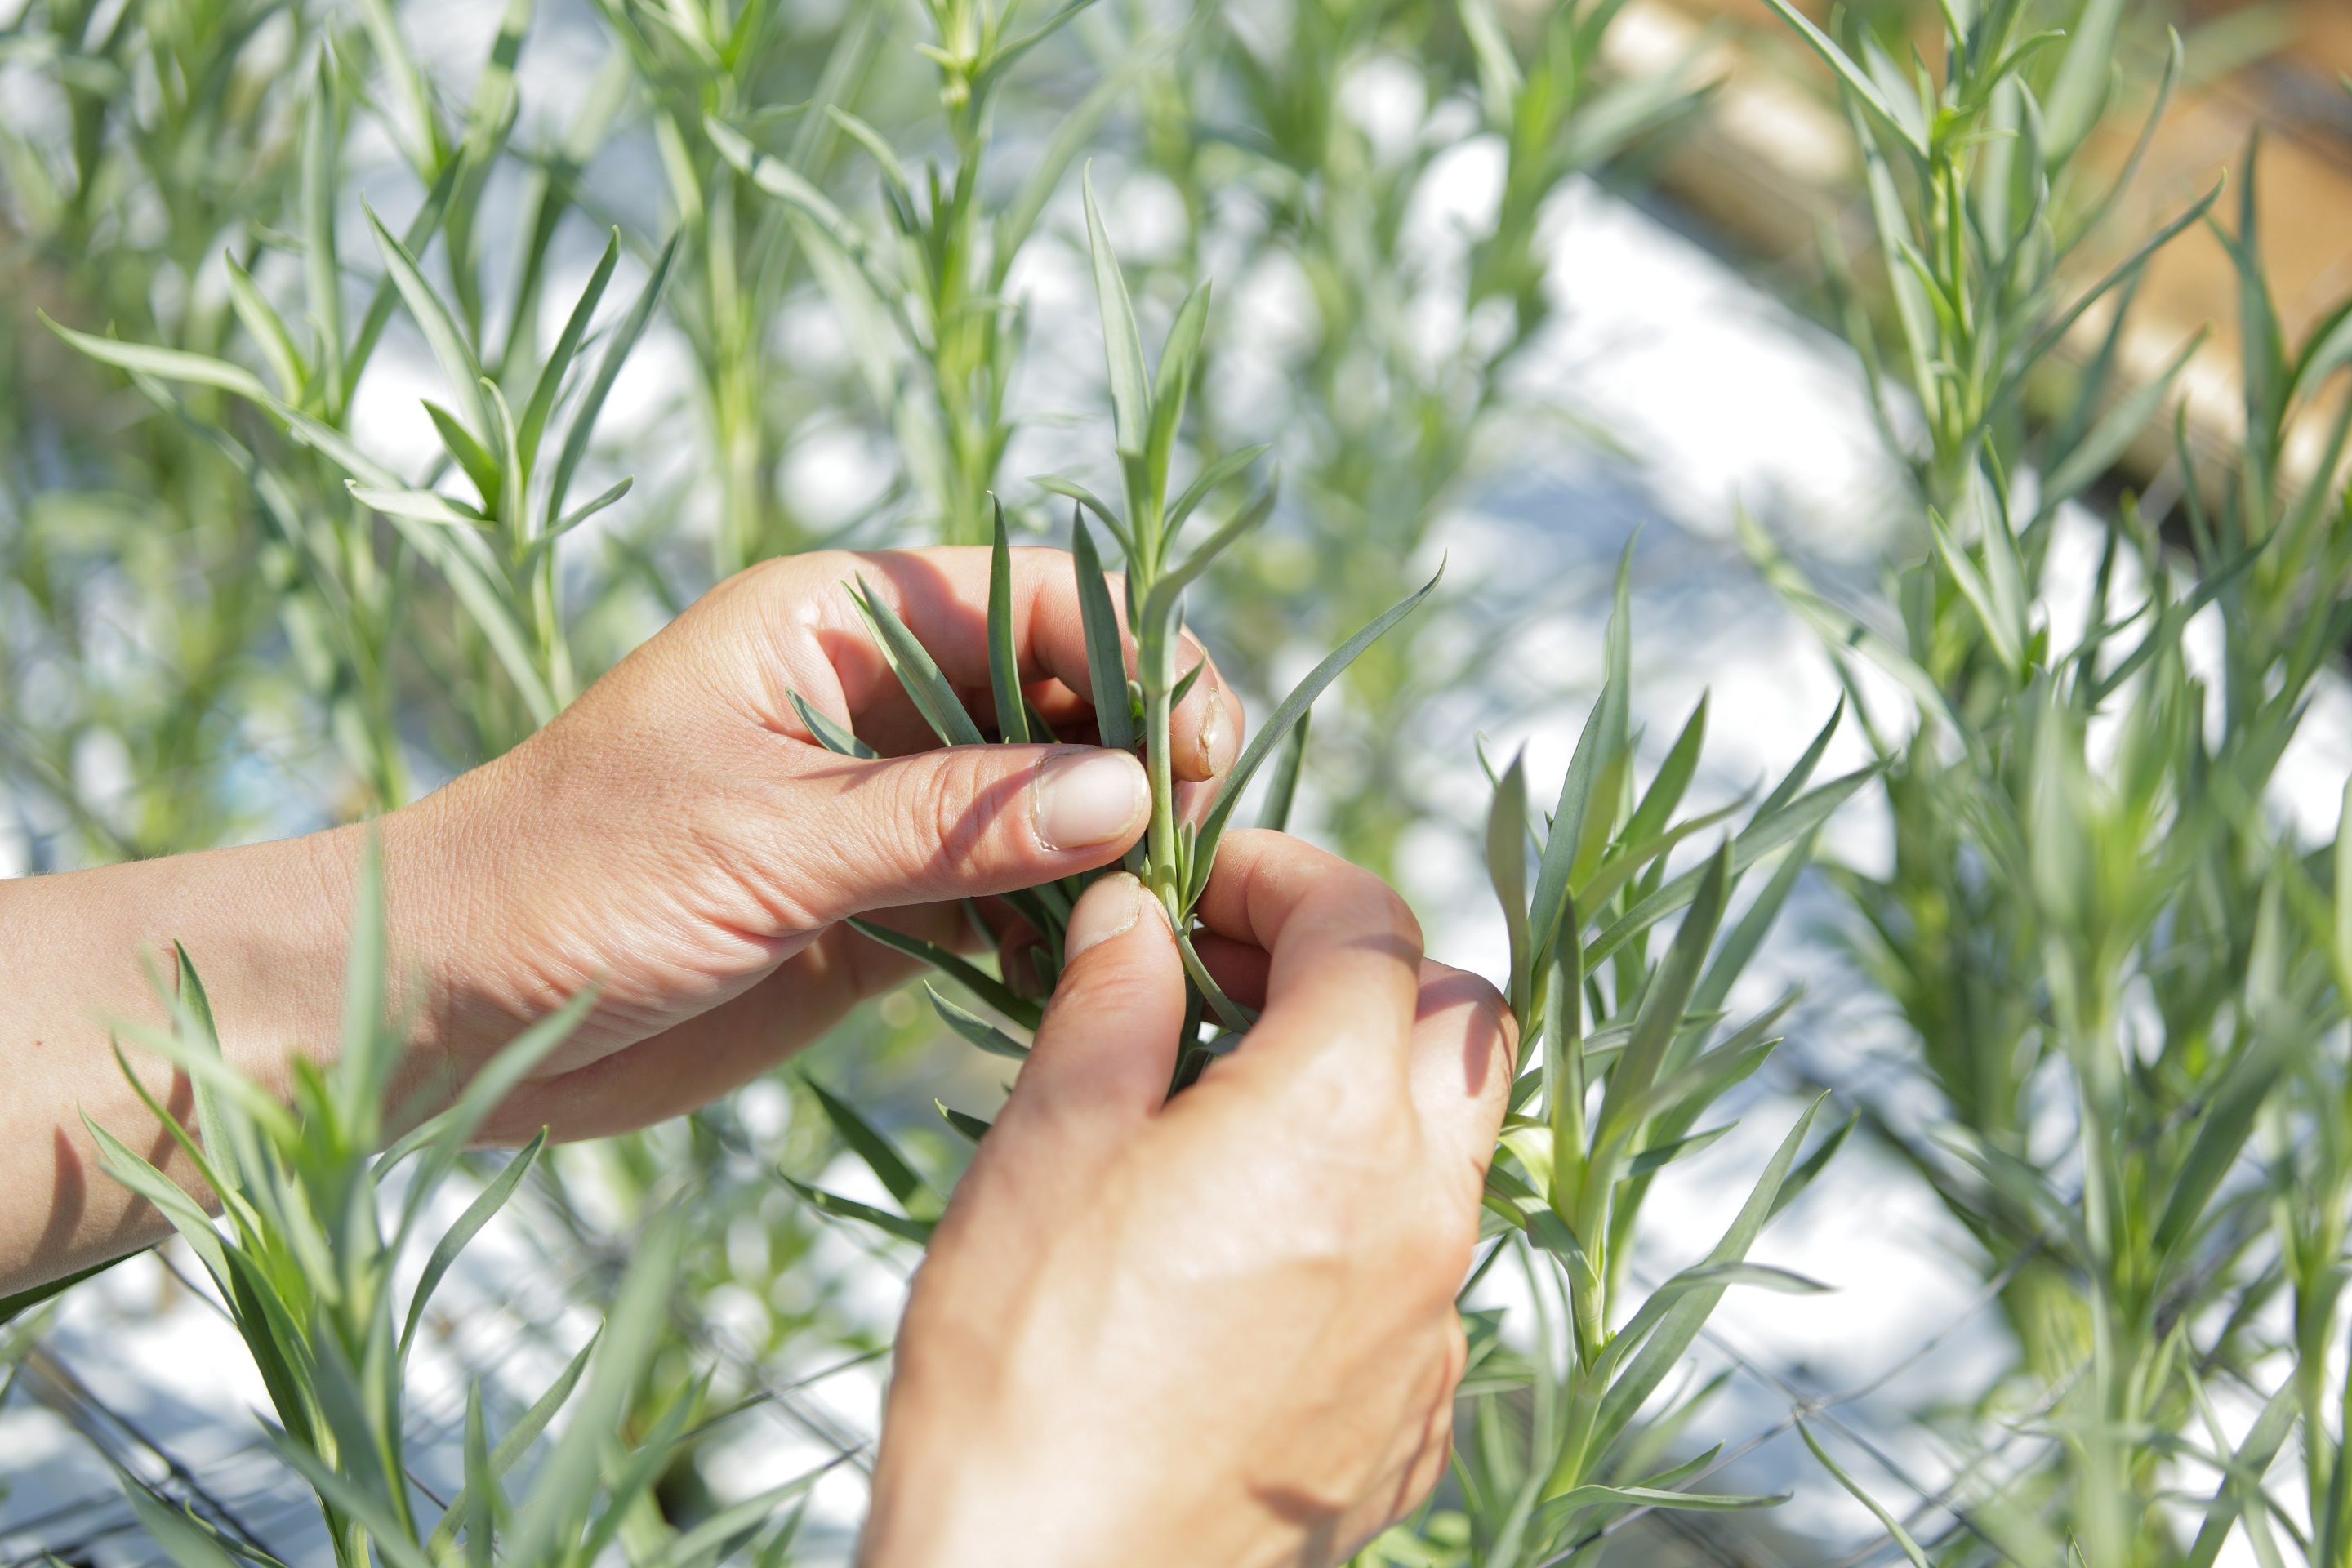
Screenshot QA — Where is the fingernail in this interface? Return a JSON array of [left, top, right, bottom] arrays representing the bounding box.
[[1063, 872, 1143, 960], [1031, 748, 1149, 851], [1195, 666, 1232, 777]]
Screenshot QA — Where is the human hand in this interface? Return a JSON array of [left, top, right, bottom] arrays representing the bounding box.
[[863, 831, 1516, 1568], [381, 546, 1243, 1141]]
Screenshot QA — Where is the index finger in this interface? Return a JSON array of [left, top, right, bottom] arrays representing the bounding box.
[[1190, 829, 1424, 1067]]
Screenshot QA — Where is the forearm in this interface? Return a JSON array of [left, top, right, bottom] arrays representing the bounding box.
[[0, 826, 384, 1295]]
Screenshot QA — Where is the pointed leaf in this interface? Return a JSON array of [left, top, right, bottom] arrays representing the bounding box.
[[846, 575, 987, 747], [1081, 165, 1151, 455], [929, 986, 1031, 1060], [846, 919, 1043, 1029], [1187, 568, 1441, 908], [1071, 515, 1138, 754], [788, 690, 878, 759], [987, 499, 1031, 743]]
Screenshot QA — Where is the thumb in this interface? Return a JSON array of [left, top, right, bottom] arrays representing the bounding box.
[[1003, 872, 1186, 1125], [796, 744, 1148, 921]]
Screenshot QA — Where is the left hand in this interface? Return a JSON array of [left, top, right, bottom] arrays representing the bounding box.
[[383, 545, 1245, 1141]]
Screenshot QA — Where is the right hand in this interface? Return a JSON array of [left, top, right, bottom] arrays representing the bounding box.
[[864, 831, 1517, 1568]]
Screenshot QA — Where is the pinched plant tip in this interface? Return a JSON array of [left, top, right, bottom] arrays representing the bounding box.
[[784, 203, 1437, 1221]]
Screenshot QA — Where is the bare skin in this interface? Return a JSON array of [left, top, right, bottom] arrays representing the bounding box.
[[866, 837, 1515, 1566], [0, 550, 1513, 1565], [0, 546, 1241, 1294]]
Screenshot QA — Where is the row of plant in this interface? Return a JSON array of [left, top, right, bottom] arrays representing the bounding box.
[[6, 0, 2351, 1564]]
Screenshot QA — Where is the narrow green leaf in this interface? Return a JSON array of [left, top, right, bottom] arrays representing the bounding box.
[[1187, 568, 1441, 908], [1768, 1106, 1855, 1218], [1071, 514, 1138, 754], [423, 400, 501, 507], [1757, 0, 1926, 155], [2041, 329, 2207, 512], [804, 1079, 929, 1210], [1489, 751, 1533, 1029], [349, 482, 487, 529], [2043, 0, 2124, 160], [1082, 164, 1151, 455], [541, 474, 634, 546], [1927, 507, 2024, 673], [788, 690, 878, 759], [988, 498, 1031, 743], [117, 1480, 250, 1568], [345, 154, 467, 403], [1796, 1422, 1932, 1568], [0, 1255, 131, 1330], [846, 576, 987, 748], [517, 228, 618, 472], [380, 986, 596, 1182], [2182, 1380, 2301, 1568], [848, 918, 1044, 1029], [937, 1102, 993, 1143], [1588, 767, 1877, 969], [1574, 796, 1748, 915], [1035, 475, 1133, 556], [1533, 546, 1635, 958], [108, 1019, 299, 1148], [2335, 777, 2352, 996], [1626, 1123, 1735, 1178], [545, 231, 678, 532], [1258, 706, 1312, 833], [425, 1333, 602, 1557], [1621, 693, 1708, 850], [508, 1213, 684, 1566], [1692, 830, 1815, 1026], [41, 314, 270, 402], [1165, 444, 1270, 541], [1178, 926, 1258, 1034], [1757, 702, 1842, 819], [782, 1178, 936, 1247], [1589, 1096, 1827, 1454], [224, 259, 306, 401], [399, 1130, 545, 1360], [1544, 1481, 1788, 1513], [1142, 486, 1276, 634], [263, 1433, 434, 1568], [372, 506, 558, 724], [365, 202, 489, 437], [929, 986, 1031, 1060], [462, 1384, 493, 1568], [1169, 659, 1206, 712], [1597, 845, 1731, 1143], [647, 1463, 836, 1568], [302, 56, 345, 401], [2153, 1017, 2305, 1258]]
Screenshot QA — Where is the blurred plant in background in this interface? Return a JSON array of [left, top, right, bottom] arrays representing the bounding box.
[[1746, 0, 2352, 1561], [1116, 0, 1711, 875]]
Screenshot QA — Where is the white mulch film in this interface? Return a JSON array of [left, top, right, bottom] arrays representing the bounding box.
[[4, 14, 2339, 1568]]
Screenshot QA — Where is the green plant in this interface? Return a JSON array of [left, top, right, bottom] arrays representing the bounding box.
[[706, 0, 1140, 550], [1746, 0, 2352, 1561], [1414, 551, 1864, 1566], [0, 0, 318, 857], [1129, 0, 1710, 876], [783, 187, 1439, 1233], [72, 847, 825, 1567]]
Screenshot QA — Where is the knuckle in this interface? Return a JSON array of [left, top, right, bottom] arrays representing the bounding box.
[[912, 748, 1006, 877]]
